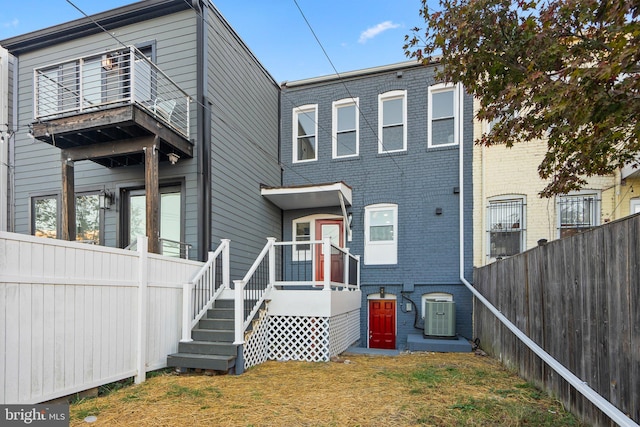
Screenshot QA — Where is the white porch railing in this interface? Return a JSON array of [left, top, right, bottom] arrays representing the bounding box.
[[180, 239, 230, 342], [233, 237, 360, 346], [33, 46, 190, 138]]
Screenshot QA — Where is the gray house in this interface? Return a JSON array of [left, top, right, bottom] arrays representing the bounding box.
[[265, 63, 474, 351], [0, 0, 281, 275]]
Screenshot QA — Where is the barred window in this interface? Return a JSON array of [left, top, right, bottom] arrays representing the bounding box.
[[487, 198, 525, 258], [558, 194, 598, 238]]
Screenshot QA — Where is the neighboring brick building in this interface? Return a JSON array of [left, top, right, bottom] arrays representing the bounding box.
[[472, 98, 640, 267]]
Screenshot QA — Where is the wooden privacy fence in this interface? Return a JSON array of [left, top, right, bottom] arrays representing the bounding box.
[[0, 231, 203, 404], [474, 214, 639, 426]]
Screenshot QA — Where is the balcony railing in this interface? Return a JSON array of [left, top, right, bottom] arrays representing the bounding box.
[[33, 46, 190, 138]]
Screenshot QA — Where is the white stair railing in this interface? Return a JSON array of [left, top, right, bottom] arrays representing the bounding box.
[[180, 239, 230, 342]]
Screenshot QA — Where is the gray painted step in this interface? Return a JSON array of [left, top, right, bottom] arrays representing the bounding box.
[[167, 353, 235, 372], [178, 341, 238, 356], [199, 318, 234, 330], [192, 328, 234, 342], [207, 308, 234, 319], [212, 299, 234, 309]]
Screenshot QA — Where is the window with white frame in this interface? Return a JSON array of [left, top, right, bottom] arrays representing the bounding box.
[[428, 84, 458, 147], [557, 192, 599, 238], [364, 203, 398, 265], [332, 98, 359, 158], [293, 104, 318, 162], [293, 218, 311, 261], [378, 90, 407, 153], [487, 196, 525, 259]]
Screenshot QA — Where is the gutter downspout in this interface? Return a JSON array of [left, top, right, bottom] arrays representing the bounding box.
[[195, 0, 212, 261], [457, 88, 638, 427]]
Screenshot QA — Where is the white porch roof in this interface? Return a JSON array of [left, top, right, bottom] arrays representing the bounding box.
[[261, 181, 352, 210]]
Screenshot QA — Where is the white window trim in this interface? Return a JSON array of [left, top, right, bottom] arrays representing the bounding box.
[[292, 104, 318, 163], [292, 214, 342, 261], [556, 190, 601, 238], [377, 90, 407, 154], [332, 97, 359, 159], [364, 203, 398, 265], [486, 195, 526, 261], [428, 83, 459, 148]]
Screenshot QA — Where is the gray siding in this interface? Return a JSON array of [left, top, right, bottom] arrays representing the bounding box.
[[206, 5, 282, 280], [280, 65, 474, 347], [10, 10, 200, 253]]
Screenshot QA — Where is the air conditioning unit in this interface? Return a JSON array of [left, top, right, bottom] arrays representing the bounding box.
[[424, 300, 456, 337]]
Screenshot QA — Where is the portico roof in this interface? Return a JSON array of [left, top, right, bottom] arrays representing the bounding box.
[[261, 182, 352, 210]]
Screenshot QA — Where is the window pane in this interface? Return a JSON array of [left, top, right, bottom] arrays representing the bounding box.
[[297, 136, 316, 160], [490, 231, 521, 257], [489, 200, 522, 231], [34, 198, 57, 238], [382, 125, 404, 151], [82, 58, 102, 108], [160, 192, 181, 257], [370, 209, 394, 226], [336, 131, 357, 156], [297, 110, 316, 137], [295, 222, 311, 252], [431, 118, 455, 146], [337, 104, 356, 131], [383, 98, 403, 125], [37, 68, 59, 117], [76, 194, 100, 244], [432, 90, 454, 118], [370, 225, 393, 241], [129, 195, 146, 244]]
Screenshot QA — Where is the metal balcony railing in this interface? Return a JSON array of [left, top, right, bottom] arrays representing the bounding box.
[[33, 46, 190, 138]]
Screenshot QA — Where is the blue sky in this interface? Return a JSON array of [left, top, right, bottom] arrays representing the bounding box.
[[0, 0, 427, 82]]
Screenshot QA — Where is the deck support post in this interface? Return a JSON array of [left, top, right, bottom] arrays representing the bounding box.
[[144, 136, 160, 254], [60, 153, 76, 241]]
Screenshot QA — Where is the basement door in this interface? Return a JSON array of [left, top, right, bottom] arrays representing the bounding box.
[[314, 219, 344, 282], [368, 299, 396, 349]]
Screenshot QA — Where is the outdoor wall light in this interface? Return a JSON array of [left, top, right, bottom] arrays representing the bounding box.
[[99, 190, 114, 210], [101, 54, 116, 71], [379, 287, 385, 298], [435, 207, 443, 215], [168, 152, 180, 165]]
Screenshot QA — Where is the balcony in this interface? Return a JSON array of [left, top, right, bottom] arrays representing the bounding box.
[[31, 46, 192, 167]]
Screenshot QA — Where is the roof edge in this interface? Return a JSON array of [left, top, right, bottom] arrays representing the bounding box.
[[0, 0, 192, 55], [280, 58, 440, 88]]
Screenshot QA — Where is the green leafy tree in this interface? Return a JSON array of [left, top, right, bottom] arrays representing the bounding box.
[[404, 0, 640, 196]]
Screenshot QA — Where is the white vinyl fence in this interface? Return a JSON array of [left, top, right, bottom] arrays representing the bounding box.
[[0, 231, 203, 404]]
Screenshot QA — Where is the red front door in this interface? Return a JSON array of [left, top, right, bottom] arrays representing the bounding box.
[[369, 299, 396, 349], [314, 219, 344, 282]]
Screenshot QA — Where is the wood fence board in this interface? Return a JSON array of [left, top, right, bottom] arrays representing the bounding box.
[[629, 216, 640, 422]]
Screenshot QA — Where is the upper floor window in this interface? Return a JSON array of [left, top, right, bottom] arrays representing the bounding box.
[[378, 90, 407, 153], [428, 83, 458, 147], [487, 196, 525, 259], [332, 98, 359, 158], [364, 203, 398, 265], [557, 192, 600, 238], [293, 104, 318, 163]]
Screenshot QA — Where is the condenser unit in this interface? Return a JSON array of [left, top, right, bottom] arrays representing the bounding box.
[[424, 300, 456, 337]]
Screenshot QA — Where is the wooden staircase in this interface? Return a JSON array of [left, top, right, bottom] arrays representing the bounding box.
[[167, 298, 238, 373]]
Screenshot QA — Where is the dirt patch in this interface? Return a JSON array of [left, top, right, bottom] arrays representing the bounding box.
[[71, 352, 584, 426]]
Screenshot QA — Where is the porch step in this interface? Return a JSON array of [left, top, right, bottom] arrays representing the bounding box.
[[167, 298, 259, 374], [166, 353, 235, 372], [178, 341, 238, 356], [191, 328, 234, 342]]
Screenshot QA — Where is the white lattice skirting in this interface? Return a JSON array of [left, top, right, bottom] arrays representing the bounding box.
[[242, 309, 360, 367]]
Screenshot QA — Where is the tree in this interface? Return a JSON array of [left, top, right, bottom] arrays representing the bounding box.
[[404, 0, 640, 196]]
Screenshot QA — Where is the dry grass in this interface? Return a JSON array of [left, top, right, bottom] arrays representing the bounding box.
[[71, 352, 585, 427]]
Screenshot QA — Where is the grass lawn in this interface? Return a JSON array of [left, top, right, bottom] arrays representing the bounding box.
[[71, 352, 586, 426]]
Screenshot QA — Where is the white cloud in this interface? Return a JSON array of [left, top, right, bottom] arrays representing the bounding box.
[[358, 21, 400, 44], [1, 18, 19, 29]]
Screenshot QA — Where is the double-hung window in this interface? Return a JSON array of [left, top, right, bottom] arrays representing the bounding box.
[[293, 219, 312, 261], [293, 104, 318, 163], [428, 83, 458, 147], [378, 90, 407, 153], [364, 203, 398, 265], [332, 98, 359, 158], [558, 192, 599, 238], [487, 197, 525, 259]]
